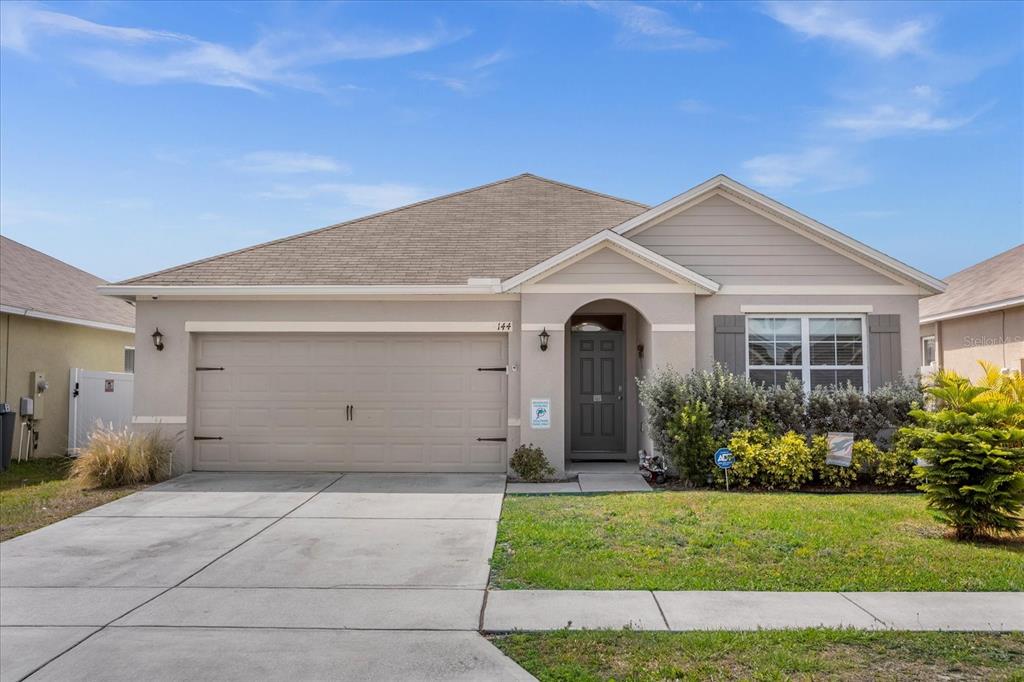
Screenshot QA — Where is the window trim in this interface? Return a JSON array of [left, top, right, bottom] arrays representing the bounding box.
[[745, 314, 869, 393], [123, 346, 136, 374], [921, 335, 937, 367]]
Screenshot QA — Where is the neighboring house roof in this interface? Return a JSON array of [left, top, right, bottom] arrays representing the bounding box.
[[116, 174, 648, 287], [613, 174, 946, 295], [0, 237, 135, 332], [919, 244, 1024, 323]]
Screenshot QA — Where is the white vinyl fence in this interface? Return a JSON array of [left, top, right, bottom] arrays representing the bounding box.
[[68, 369, 134, 455]]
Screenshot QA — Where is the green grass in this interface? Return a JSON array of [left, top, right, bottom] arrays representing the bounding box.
[[491, 491, 1023, 591], [490, 629, 1024, 681], [0, 458, 144, 541]]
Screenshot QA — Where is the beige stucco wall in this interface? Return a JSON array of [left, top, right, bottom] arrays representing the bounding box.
[[0, 313, 133, 457], [132, 299, 522, 474], [519, 291, 695, 472], [130, 289, 924, 475], [923, 306, 1024, 380], [695, 294, 922, 385]]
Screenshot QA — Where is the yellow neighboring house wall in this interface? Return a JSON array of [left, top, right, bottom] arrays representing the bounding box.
[[920, 305, 1024, 381], [0, 313, 133, 458]]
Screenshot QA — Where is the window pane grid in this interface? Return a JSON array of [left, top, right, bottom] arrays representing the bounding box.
[[747, 315, 866, 392]]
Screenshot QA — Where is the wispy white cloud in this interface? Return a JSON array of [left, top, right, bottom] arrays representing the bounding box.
[[827, 104, 974, 138], [227, 151, 349, 174], [259, 182, 429, 212], [0, 3, 465, 93], [588, 1, 724, 51], [741, 147, 869, 192], [762, 1, 930, 58], [418, 49, 512, 94]]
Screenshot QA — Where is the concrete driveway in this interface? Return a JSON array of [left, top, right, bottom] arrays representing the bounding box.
[[0, 472, 533, 682]]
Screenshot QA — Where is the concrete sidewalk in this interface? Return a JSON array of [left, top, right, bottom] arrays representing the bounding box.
[[481, 590, 1024, 632]]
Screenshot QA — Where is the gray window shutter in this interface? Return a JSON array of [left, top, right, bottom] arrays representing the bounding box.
[[868, 314, 901, 388], [714, 315, 746, 375]]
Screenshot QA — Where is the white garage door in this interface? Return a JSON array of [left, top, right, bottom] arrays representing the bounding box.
[[192, 333, 508, 472]]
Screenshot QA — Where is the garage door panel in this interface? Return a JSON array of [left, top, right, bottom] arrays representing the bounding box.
[[193, 333, 507, 472]]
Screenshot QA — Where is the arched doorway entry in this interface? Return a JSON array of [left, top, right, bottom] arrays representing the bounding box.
[[565, 299, 650, 463]]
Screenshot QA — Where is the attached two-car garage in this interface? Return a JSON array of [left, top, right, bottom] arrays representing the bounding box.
[[191, 333, 509, 472]]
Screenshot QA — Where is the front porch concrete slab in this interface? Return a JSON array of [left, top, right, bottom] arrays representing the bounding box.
[[80, 472, 341, 518], [116, 587, 484, 630], [26, 627, 535, 682], [483, 590, 667, 631], [577, 473, 652, 493], [653, 591, 881, 630], [506, 481, 582, 494], [843, 592, 1024, 631], [0, 588, 163, 626], [0, 516, 273, 588], [184, 517, 497, 589], [0, 626, 99, 682]]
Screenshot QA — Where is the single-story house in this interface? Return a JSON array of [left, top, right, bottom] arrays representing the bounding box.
[[100, 174, 945, 476], [919, 244, 1023, 380], [1, 236, 136, 458]]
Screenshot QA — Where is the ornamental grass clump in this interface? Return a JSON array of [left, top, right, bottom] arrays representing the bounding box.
[[909, 370, 1024, 540], [71, 424, 174, 489]]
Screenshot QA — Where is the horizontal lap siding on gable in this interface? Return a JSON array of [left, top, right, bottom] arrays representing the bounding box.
[[630, 194, 899, 286], [539, 248, 677, 285]]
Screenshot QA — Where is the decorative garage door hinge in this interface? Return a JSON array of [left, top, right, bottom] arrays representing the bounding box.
[[195, 366, 225, 371], [476, 437, 507, 442], [476, 366, 507, 372], [193, 436, 223, 441]]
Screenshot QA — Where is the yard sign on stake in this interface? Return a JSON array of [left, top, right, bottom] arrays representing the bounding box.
[[714, 447, 734, 491]]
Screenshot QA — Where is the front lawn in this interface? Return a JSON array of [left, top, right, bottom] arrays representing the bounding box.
[[490, 629, 1024, 681], [491, 491, 1023, 591], [0, 458, 144, 541]]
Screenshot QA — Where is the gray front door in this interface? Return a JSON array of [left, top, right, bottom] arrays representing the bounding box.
[[570, 331, 625, 454]]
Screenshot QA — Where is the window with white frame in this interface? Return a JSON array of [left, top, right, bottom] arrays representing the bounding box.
[[747, 316, 867, 392], [921, 336, 936, 367], [123, 347, 135, 373]]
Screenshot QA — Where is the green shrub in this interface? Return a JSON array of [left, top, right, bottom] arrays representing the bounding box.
[[909, 378, 1024, 540], [510, 444, 555, 482], [71, 425, 174, 488], [729, 428, 813, 490], [637, 367, 686, 460], [807, 377, 923, 449], [872, 428, 920, 487], [640, 366, 921, 461], [667, 401, 716, 484], [764, 376, 806, 435]]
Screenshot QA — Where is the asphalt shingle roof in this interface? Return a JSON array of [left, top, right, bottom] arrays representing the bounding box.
[[1, 237, 135, 327], [118, 174, 648, 286], [919, 243, 1024, 319]]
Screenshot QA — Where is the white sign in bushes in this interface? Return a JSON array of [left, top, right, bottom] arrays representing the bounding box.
[[826, 432, 855, 467]]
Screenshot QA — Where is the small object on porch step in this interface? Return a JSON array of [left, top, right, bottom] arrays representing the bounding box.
[[639, 449, 667, 484]]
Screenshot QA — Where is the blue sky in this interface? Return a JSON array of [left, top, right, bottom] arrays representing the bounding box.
[[1, 1, 1021, 282]]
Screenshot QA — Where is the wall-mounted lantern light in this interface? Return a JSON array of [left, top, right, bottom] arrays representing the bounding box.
[[538, 327, 550, 352], [151, 328, 165, 351]]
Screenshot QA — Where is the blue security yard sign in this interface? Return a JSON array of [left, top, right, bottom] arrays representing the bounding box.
[[714, 447, 734, 491]]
